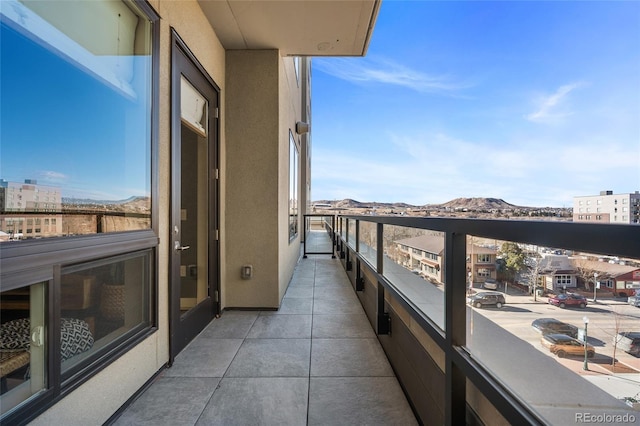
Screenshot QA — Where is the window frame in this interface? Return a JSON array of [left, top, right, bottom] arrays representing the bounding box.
[[289, 130, 299, 242]]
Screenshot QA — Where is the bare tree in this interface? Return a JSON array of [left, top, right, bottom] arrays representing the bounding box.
[[523, 254, 543, 300], [599, 305, 625, 373], [573, 258, 597, 291]]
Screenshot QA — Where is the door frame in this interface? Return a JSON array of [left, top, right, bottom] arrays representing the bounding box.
[[169, 29, 220, 362]]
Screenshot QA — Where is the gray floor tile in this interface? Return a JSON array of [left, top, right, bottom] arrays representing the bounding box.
[[313, 285, 358, 301], [313, 297, 365, 314], [225, 339, 311, 377], [308, 377, 418, 426], [314, 273, 351, 287], [196, 378, 308, 426], [288, 276, 315, 287], [311, 338, 394, 377], [113, 376, 219, 426], [312, 314, 376, 338], [264, 297, 313, 314], [164, 338, 243, 378], [199, 311, 258, 339], [115, 257, 417, 426], [247, 314, 312, 338], [284, 285, 314, 299]]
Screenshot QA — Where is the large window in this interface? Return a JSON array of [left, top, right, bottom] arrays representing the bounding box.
[[0, 0, 157, 422], [60, 251, 152, 378], [0, 0, 154, 240], [289, 131, 299, 241]]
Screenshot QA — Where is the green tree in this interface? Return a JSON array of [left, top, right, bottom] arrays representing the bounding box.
[[498, 242, 527, 284]]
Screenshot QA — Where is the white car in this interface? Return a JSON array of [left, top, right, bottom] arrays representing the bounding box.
[[483, 278, 498, 290]]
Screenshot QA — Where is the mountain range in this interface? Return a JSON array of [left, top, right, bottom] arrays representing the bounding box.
[[314, 197, 537, 211]]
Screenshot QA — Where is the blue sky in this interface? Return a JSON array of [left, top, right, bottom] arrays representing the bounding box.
[[311, 1, 640, 207], [1, 18, 150, 201]]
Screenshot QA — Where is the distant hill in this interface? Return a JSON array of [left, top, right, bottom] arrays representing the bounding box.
[[315, 199, 415, 210], [314, 197, 526, 210], [62, 196, 150, 212], [439, 197, 521, 210]]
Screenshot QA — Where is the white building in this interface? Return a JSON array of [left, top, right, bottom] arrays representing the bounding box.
[[573, 190, 640, 224]]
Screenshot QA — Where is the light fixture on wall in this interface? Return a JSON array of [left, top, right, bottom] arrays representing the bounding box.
[[296, 121, 309, 135]]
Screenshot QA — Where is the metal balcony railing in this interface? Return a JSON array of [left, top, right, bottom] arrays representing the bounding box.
[[334, 215, 640, 426]]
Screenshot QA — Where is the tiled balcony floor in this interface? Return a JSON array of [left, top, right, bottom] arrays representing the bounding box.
[[114, 255, 418, 425]]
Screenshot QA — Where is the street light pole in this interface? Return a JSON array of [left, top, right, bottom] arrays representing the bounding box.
[[593, 272, 598, 302], [583, 316, 589, 371]]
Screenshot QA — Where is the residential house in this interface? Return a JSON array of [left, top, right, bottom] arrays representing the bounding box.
[[538, 254, 577, 292], [395, 234, 497, 285]]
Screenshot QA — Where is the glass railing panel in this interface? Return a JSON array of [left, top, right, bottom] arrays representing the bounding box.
[[465, 237, 640, 422], [346, 218, 356, 250], [358, 220, 377, 268], [382, 225, 446, 330]]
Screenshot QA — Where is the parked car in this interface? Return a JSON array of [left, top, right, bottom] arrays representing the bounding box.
[[548, 293, 587, 309], [467, 292, 505, 308], [615, 332, 640, 357], [627, 291, 640, 307], [541, 333, 595, 358], [483, 278, 498, 290], [531, 318, 579, 338]]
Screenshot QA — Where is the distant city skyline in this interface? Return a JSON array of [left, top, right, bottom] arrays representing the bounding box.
[[311, 1, 640, 207]]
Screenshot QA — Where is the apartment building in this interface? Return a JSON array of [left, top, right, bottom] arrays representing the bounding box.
[[0, 180, 63, 239], [395, 234, 497, 284], [0, 1, 379, 423], [573, 190, 640, 224]]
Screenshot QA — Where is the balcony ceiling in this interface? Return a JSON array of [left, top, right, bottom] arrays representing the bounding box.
[[198, 0, 381, 56]]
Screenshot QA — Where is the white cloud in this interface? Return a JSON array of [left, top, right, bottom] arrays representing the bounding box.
[[38, 170, 68, 182], [524, 82, 587, 123], [313, 57, 472, 95], [312, 130, 639, 207]]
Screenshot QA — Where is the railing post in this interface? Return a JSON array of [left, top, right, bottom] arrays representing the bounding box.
[[376, 223, 390, 334], [303, 215, 308, 258], [356, 259, 364, 291], [444, 231, 467, 426], [331, 215, 336, 258]]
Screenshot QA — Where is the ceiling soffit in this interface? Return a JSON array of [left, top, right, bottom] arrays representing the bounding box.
[[198, 0, 381, 56]]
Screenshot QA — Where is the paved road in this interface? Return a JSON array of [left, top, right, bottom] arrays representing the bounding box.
[[469, 287, 640, 390]]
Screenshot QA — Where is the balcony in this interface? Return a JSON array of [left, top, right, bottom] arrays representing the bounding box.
[[113, 217, 640, 425], [113, 228, 417, 425]]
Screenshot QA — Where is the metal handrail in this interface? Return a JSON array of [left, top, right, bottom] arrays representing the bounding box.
[[335, 214, 640, 426], [303, 214, 336, 258]]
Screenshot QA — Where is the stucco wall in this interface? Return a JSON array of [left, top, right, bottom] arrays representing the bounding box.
[[278, 55, 304, 303], [225, 50, 281, 308]]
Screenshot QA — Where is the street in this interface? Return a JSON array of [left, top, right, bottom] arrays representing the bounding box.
[[468, 285, 640, 402]]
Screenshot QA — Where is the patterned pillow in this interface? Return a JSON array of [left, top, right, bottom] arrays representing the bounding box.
[[0, 318, 31, 351], [60, 317, 94, 361], [0, 317, 94, 361]]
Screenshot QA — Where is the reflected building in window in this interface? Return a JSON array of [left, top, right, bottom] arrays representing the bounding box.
[[0, 179, 63, 240]]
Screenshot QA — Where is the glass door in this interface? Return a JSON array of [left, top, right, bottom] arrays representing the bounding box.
[[170, 32, 219, 360]]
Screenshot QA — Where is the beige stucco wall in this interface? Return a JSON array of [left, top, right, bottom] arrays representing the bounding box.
[[224, 50, 304, 308], [31, 2, 227, 423], [224, 50, 281, 308], [278, 56, 304, 302]]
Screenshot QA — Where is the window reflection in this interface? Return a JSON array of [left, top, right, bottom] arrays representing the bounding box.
[[0, 0, 153, 240]]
